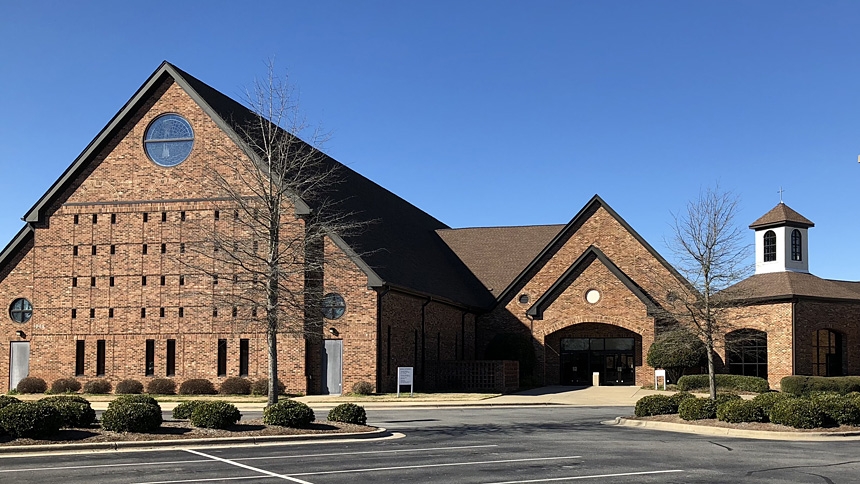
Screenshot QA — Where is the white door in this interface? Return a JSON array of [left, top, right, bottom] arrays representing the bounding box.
[[321, 339, 343, 395], [9, 341, 30, 391]]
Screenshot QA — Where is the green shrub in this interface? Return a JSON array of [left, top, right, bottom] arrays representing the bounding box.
[[50, 377, 82, 394], [715, 393, 742, 406], [39, 396, 95, 428], [351, 381, 374, 395], [251, 378, 286, 396], [751, 392, 793, 419], [219, 377, 251, 395], [112, 394, 160, 408], [717, 399, 765, 423], [634, 394, 677, 417], [172, 400, 205, 420], [669, 391, 696, 407], [0, 401, 63, 438], [179, 379, 217, 395], [0, 395, 22, 410], [327, 403, 367, 425], [780, 376, 860, 396], [678, 397, 717, 420], [16, 376, 47, 394], [190, 401, 242, 429], [811, 393, 860, 426], [263, 400, 315, 428], [146, 378, 176, 395], [769, 398, 826, 429], [115, 379, 144, 394], [677, 374, 769, 393], [83, 379, 112, 394], [101, 402, 162, 432], [646, 329, 706, 383]]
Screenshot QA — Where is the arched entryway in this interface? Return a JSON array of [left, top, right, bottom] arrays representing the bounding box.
[[546, 323, 641, 386]]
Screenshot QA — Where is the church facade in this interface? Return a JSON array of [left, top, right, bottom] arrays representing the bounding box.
[[2, 62, 858, 394]]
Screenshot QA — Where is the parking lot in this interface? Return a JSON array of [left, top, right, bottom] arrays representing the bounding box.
[[0, 406, 858, 483]]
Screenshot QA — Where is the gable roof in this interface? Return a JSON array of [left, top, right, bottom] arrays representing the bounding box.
[[495, 194, 688, 306], [10, 61, 494, 309], [749, 202, 814, 229], [436, 224, 564, 295], [722, 271, 860, 303], [526, 245, 658, 319]]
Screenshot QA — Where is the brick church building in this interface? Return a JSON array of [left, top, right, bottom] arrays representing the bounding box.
[[2, 62, 858, 394]]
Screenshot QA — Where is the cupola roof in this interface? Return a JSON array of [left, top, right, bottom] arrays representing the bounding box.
[[749, 202, 814, 230]]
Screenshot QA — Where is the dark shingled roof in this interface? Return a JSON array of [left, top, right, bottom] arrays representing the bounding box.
[[723, 271, 860, 302], [436, 225, 565, 294], [749, 202, 814, 229]]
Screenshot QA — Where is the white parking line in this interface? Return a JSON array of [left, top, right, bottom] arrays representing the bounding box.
[[485, 469, 686, 483], [184, 449, 314, 484], [288, 455, 583, 477]]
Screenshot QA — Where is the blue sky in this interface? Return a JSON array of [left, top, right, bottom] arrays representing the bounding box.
[[1, 1, 859, 280]]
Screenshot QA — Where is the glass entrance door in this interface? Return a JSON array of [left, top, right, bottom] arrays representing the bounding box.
[[560, 337, 635, 386]]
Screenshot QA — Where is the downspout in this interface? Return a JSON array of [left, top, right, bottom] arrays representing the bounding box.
[[376, 286, 390, 393], [421, 297, 431, 385], [460, 311, 467, 360]]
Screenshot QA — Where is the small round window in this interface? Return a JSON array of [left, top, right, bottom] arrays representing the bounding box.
[[321, 293, 346, 320], [144, 114, 194, 167], [9, 298, 32, 323], [518, 294, 530, 304]]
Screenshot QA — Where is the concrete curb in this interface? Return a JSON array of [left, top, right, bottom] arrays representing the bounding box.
[[0, 427, 391, 455], [604, 417, 860, 441]]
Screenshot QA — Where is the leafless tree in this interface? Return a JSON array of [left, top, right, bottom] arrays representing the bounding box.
[[185, 63, 365, 405], [659, 185, 752, 399]]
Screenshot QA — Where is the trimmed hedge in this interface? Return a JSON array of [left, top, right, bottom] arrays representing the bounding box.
[[0, 395, 22, 410], [146, 378, 176, 395], [669, 391, 696, 407], [251, 378, 286, 396], [327, 403, 367, 425], [263, 400, 315, 428], [678, 397, 717, 420], [115, 379, 144, 394], [751, 392, 793, 419], [173, 400, 206, 420], [113, 394, 160, 408], [219, 377, 251, 395], [351, 381, 374, 395], [677, 374, 769, 393], [634, 395, 677, 417], [716, 399, 765, 423], [190, 401, 242, 429], [16, 376, 47, 394], [715, 393, 742, 406], [50, 377, 82, 394], [40, 396, 96, 428], [179, 379, 217, 395], [769, 398, 826, 429], [83, 379, 112, 394], [781, 376, 860, 396], [811, 393, 860, 426], [0, 402, 63, 438], [101, 402, 162, 432]]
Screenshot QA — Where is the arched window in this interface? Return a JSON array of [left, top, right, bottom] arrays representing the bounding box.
[[763, 230, 776, 262], [791, 229, 802, 261], [726, 329, 767, 378], [812, 329, 842, 376]]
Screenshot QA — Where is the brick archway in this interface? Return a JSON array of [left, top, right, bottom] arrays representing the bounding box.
[[543, 322, 644, 386]]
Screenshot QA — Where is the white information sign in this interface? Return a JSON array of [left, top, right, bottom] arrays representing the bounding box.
[[397, 366, 414, 397], [654, 369, 667, 390]]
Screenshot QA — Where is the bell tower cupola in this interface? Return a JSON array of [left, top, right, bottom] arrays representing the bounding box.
[[749, 202, 814, 275]]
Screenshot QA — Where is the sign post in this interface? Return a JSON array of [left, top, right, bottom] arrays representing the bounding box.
[[397, 366, 414, 397], [654, 369, 667, 390]]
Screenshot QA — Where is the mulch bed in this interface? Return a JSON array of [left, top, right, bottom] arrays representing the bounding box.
[[0, 419, 375, 446], [631, 414, 860, 433]]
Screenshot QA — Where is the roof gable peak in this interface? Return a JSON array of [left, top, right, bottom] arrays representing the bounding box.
[[749, 202, 814, 229]]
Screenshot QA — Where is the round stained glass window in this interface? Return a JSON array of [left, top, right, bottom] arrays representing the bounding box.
[[144, 114, 194, 167], [9, 298, 32, 323], [321, 293, 346, 320]]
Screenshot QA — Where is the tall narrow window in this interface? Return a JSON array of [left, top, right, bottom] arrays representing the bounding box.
[[179, 275, 185, 286], [72, 277, 78, 287], [217, 339, 227, 377], [180, 211, 186, 221], [90, 308, 95, 318], [763, 230, 776, 262], [161, 243, 166, 254], [141, 308, 146, 318], [791, 229, 802, 261], [109, 308, 114, 318], [160, 307, 165, 318], [71, 308, 77, 319], [142, 275, 147, 286], [110, 245, 116, 255], [91, 276, 96, 287], [213, 275, 218, 285], [96, 340, 106, 376], [214, 210, 220, 221], [166, 339, 176, 377], [74, 214, 79, 224], [180, 243, 185, 253], [73, 246, 78, 256], [142, 244, 148, 255], [239, 339, 249, 376], [92, 245, 97, 255], [145, 339, 155, 376], [92, 214, 98, 224], [161, 212, 167, 222], [160, 275, 166, 286], [75, 340, 85, 376], [179, 307, 184, 318], [111, 213, 116, 224], [109, 276, 115, 287], [143, 212, 148, 223]]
